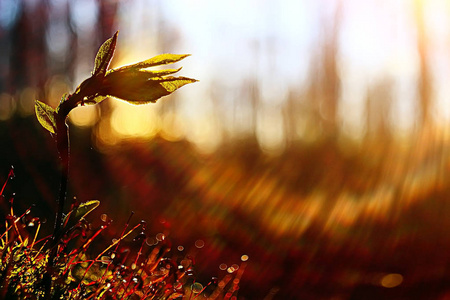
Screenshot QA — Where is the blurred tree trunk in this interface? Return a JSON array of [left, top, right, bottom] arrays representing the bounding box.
[[320, 0, 342, 134], [414, 0, 432, 129]]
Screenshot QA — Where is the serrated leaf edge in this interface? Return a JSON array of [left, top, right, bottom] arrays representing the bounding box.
[[93, 31, 118, 76]]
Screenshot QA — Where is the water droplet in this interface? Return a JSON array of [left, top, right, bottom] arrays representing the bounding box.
[[231, 264, 239, 271], [100, 256, 111, 264], [177, 245, 184, 251], [195, 239, 204, 248], [174, 281, 183, 289], [241, 254, 249, 261], [8, 166, 15, 179], [140, 220, 146, 231], [191, 282, 203, 293], [185, 268, 195, 276], [131, 263, 137, 270], [146, 237, 156, 246], [133, 231, 146, 242], [110, 253, 116, 259], [100, 214, 108, 222], [219, 263, 227, 271], [28, 222, 34, 227], [156, 233, 165, 241]]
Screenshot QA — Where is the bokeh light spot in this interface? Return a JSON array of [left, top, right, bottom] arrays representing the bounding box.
[[380, 273, 403, 288], [110, 100, 161, 139], [70, 105, 98, 127], [194, 239, 204, 248], [0, 93, 16, 121]]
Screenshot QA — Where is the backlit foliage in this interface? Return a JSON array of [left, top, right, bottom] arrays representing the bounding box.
[[0, 171, 245, 299], [35, 31, 197, 135], [5, 31, 245, 299]]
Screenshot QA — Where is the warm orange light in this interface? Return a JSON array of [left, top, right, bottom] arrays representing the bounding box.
[[380, 273, 403, 288], [69, 105, 98, 127]]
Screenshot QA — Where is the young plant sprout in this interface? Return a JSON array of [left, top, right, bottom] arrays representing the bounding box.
[[34, 31, 197, 243], [0, 31, 247, 300], [33, 31, 197, 298]]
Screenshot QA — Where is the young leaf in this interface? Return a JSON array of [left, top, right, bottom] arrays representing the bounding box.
[[103, 72, 197, 104], [62, 200, 100, 231], [93, 31, 118, 76], [111, 54, 190, 72], [120, 67, 183, 78], [35, 100, 57, 134]]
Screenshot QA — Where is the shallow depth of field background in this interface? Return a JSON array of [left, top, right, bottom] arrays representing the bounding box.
[[2, 0, 450, 298]]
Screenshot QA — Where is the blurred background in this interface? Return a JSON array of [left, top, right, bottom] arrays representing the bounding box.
[[2, 0, 450, 298]]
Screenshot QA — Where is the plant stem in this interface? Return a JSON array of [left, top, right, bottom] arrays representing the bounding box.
[[53, 117, 69, 241], [45, 117, 69, 299]]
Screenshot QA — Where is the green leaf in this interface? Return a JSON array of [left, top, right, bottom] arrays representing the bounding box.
[[111, 54, 190, 72], [62, 200, 100, 231], [103, 72, 197, 104], [118, 67, 183, 78], [35, 100, 57, 134], [93, 31, 118, 76]]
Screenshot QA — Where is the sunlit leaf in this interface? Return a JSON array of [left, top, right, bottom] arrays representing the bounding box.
[[111, 54, 190, 72], [93, 31, 118, 76], [62, 200, 100, 231], [103, 72, 197, 104], [110, 67, 183, 79], [35, 100, 57, 134]]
